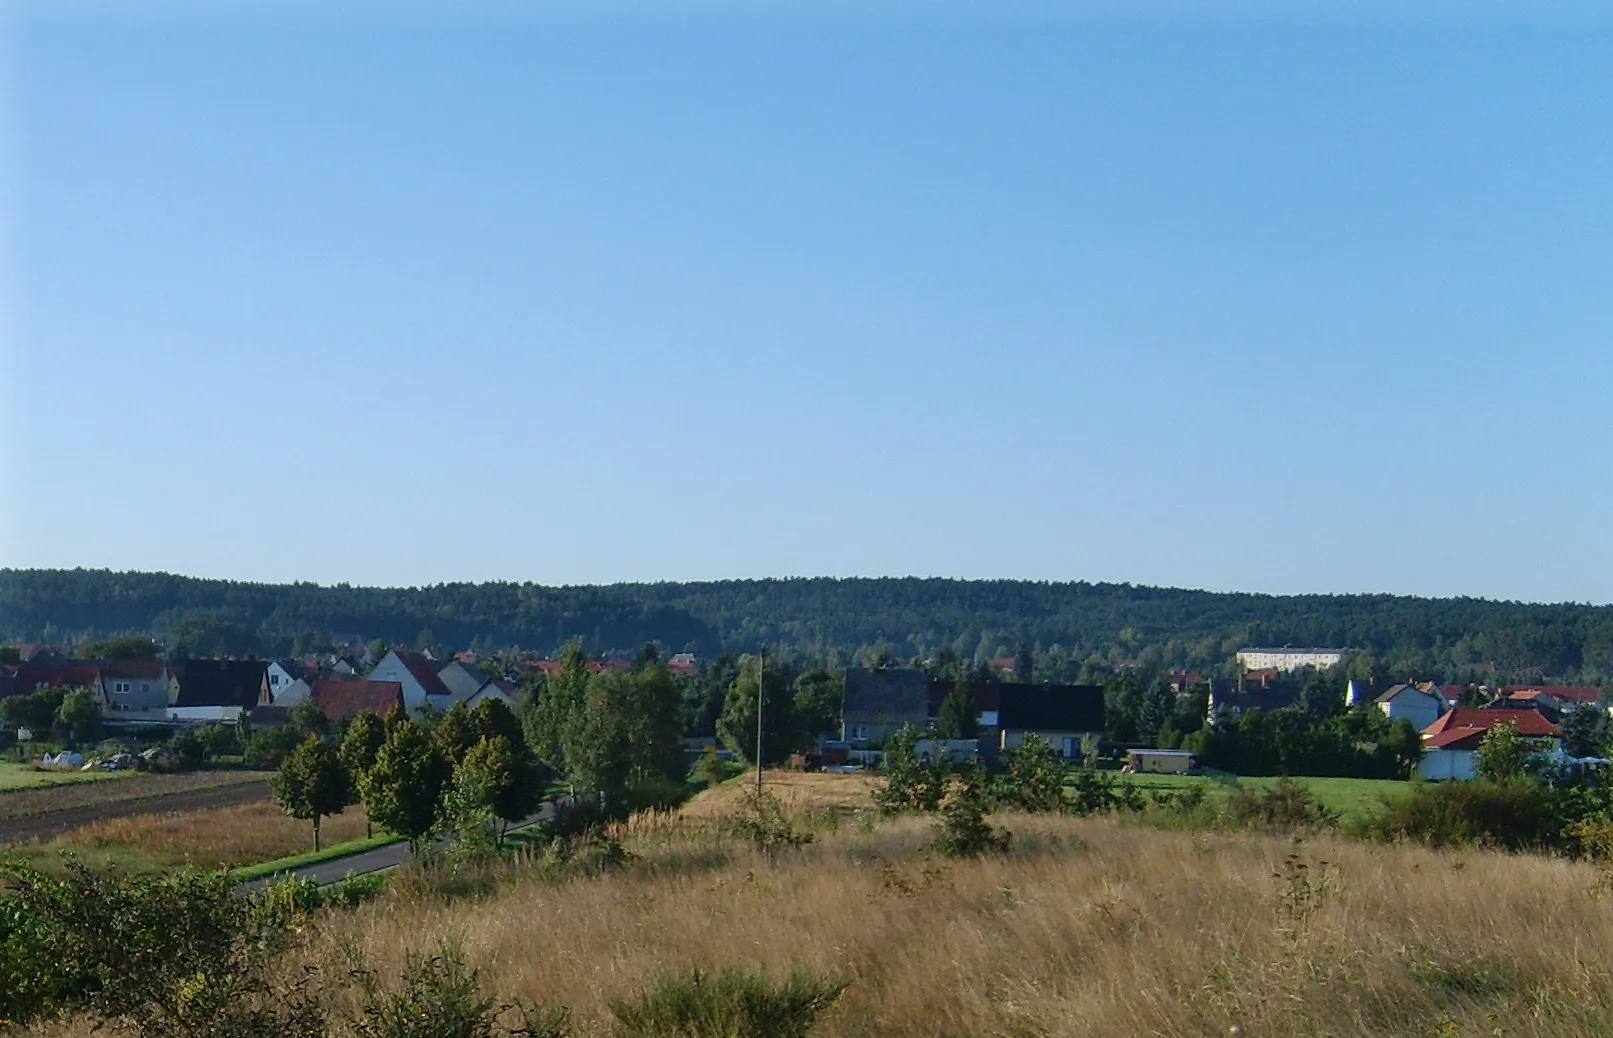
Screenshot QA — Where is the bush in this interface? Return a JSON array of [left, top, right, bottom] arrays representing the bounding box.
[[245, 724, 307, 770], [1356, 779, 1567, 850], [693, 750, 739, 789], [609, 968, 845, 1038], [724, 789, 814, 852], [1223, 779, 1338, 832], [934, 764, 1010, 858]]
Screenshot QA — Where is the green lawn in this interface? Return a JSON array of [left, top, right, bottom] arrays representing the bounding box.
[[1099, 771, 1412, 822], [0, 760, 129, 791]]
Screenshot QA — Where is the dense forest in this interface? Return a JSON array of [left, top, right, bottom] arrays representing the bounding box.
[[4, 568, 1613, 683]]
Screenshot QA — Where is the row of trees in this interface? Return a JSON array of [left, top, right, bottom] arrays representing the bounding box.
[[270, 697, 546, 853], [16, 569, 1613, 683]]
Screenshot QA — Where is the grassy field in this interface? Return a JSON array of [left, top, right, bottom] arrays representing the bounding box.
[[0, 760, 129, 791], [0, 768, 271, 821], [1116, 771, 1413, 821], [21, 771, 1613, 1038], [7, 799, 373, 874]]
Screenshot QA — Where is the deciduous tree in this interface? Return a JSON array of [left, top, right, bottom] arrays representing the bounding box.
[[269, 736, 349, 851]]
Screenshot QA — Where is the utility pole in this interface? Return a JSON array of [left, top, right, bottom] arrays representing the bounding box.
[[755, 646, 765, 795]]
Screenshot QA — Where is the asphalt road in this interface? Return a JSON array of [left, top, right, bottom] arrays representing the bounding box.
[[240, 799, 562, 891]]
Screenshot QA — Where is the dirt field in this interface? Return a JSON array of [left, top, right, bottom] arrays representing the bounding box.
[[0, 772, 272, 845], [678, 769, 879, 819]]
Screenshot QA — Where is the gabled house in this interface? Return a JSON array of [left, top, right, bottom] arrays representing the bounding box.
[[99, 660, 171, 718], [367, 648, 454, 713], [437, 660, 491, 702], [464, 677, 517, 709], [840, 668, 931, 745], [169, 659, 270, 725], [992, 682, 1105, 758], [1418, 707, 1564, 781], [1374, 683, 1447, 731], [308, 678, 405, 723], [839, 668, 1104, 759]]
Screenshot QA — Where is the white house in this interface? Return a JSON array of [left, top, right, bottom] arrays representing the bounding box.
[[464, 678, 517, 709], [1419, 729, 1483, 780], [1374, 683, 1447, 731], [367, 648, 454, 713]]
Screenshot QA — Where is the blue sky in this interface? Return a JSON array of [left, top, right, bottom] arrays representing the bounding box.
[[3, 2, 1610, 600]]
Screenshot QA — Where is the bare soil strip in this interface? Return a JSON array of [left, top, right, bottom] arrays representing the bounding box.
[[0, 776, 272, 845]]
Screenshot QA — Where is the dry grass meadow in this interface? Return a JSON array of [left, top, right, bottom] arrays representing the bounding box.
[[296, 774, 1613, 1038], [17, 772, 1613, 1038], [10, 799, 371, 873]]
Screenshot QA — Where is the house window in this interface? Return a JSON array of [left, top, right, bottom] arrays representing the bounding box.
[[113, 681, 132, 695], [848, 725, 868, 740], [270, 674, 280, 686]]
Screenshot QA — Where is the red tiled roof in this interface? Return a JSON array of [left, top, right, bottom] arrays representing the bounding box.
[[1423, 729, 1487, 751], [310, 679, 404, 721], [98, 660, 168, 680], [1506, 685, 1603, 705], [1422, 707, 1561, 739]]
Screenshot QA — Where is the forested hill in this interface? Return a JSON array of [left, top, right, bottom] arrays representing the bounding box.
[[4, 568, 1613, 682]]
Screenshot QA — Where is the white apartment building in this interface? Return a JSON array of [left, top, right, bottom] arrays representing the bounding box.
[[1235, 647, 1348, 672]]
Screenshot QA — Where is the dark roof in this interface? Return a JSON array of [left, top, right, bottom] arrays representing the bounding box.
[[996, 682, 1105, 733], [842, 668, 930, 724], [392, 649, 453, 696], [311, 679, 404, 721], [173, 659, 269, 709], [1212, 686, 1303, 713], [97, 660, 168, 681]]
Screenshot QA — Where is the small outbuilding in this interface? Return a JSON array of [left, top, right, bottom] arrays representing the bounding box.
[[1124, 748, 1195, 774]]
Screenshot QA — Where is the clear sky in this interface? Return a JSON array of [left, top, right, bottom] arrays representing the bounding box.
[[3, 2, 1610, 601]]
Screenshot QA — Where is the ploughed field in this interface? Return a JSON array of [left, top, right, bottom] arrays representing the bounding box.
[[0, 770, 272, 845]]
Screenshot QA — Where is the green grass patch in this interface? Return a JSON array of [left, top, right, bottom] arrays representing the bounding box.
[[0, 760, 130, 791], [230, 831, 399, 882], [1090, 771, 1412, 823]]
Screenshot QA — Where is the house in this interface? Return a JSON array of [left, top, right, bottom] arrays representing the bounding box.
[[1, 662, 106, 700], [98, 660, 171, 718], [840, 668, 931, 745], [992, 682, 1105, 758], [367, 648, 454, 713], [1235, 647, 1348, 672], [1208, 682, 1300, 719], [1374, 683, 1447, 731], [1418, 707, 1564, 781], [308, 678, 405, 723], [437, 660, 491, 701], [170, 659, 270, 713], [1503, 686, 1606, 715], [464, 677, 517, 709], [839, 668, 1104, 759]]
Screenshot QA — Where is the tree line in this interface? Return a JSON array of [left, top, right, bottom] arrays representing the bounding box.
[[10, 568, 1613, 682]]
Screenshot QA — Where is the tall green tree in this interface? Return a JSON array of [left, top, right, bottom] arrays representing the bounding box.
[[55, 689, 101, 746], [528, 639, 590, 775], [269, 736, 349, 851], [454, 735, 545, 844], [995, 735, 1065, 812], [716, 655, 794, 766], [791, 668, 843, 747], [470, 697, 525, 748], [935, 677, 979, 740], [359, 719, 452, 853], [340, 711, 388, 837], [622, 654, 686, 787], [567, 669, 634, 809], [1013, 643, 1035, 683], [433, 700, 481, 766], [1475, 722, 1542, 783]]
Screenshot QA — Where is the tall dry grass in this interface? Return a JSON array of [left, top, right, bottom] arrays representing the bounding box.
[[37, 800, 371, 870], [301, 807, 1613, 1038]]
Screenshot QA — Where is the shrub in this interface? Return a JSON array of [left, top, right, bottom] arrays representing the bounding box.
[[934, 764, 1010, 858], [244, 724, 307, 770], [1223, 778, 1337, 832], [609, 968, 845, 1038], [724, 789, 814, 852], [1356, 779, 1565, 850], [694, 750, 738, 788]]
